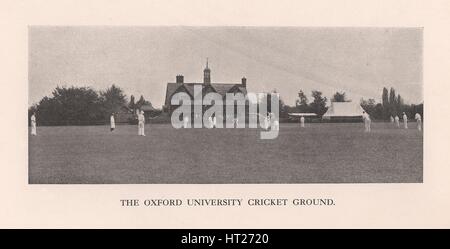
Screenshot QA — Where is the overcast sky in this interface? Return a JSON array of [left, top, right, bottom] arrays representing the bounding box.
[[29, 26, 422, 108]]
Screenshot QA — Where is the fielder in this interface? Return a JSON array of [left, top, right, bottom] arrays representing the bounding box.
[[110, 113, 115, 132], [362, 111, 371, 132], [415, 113, 422, 131], [138, 110, 146, 136], [402, 112, 408, 129], [390, 116, 394, 123], [30, 113, 37, 136], [300, 116, 305, 128], [394, 115, 400, 128]]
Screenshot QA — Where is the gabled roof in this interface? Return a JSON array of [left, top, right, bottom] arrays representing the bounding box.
[[165, 82, 247, 106]]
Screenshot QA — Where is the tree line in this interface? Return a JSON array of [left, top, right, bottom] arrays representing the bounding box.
[[28, 85, 152, 125], [279, 87, 423, 120], [360, 87, 423, 120], [277, 90, 329, 118], [29, 84, 422, 125]]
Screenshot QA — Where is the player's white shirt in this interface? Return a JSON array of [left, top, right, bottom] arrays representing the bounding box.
[[299, 117, 305, 127], [137, 113, 145, 135], [362, 113, 370, 121], [394, 116, 399, 121], [403, 114, 408, 121], [138, 113, 145, 123], [110, 115, 115, 127], [30, 114, 37, 135], [415, 113, 421, 121]]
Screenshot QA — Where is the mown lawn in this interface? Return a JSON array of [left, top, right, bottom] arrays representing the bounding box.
[[28, 122, 423, 184]]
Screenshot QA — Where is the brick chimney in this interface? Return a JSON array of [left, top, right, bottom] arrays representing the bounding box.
[[241, 77, 247, 87], [176, 75, 184, 83]]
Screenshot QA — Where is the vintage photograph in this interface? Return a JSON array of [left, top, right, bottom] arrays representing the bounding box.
[[28, 26, 423, 184]]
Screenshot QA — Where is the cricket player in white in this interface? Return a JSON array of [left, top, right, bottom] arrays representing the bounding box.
[[402, 112, 408, 129], [30, 113, 37, 136], [300, 116, 305, 128], [394, 115, 400, 127], [110, 113, 115, 132], [415, 113, 422, 131], [362, 111, 371, 132], [138, 110, 145, 136], [390, 116, 394, 123]]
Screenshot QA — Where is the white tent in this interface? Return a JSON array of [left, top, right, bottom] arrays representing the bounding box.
[[322, 102, 365, 119]]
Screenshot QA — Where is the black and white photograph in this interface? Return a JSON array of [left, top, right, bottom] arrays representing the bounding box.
[[28, 26, 423, 184], [3, 0, 450, 231]]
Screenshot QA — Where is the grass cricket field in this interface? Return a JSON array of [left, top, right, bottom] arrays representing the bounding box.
[[28, 122, 423, 184]]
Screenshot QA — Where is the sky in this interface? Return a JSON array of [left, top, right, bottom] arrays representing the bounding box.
[[29, 26, 423, 108]]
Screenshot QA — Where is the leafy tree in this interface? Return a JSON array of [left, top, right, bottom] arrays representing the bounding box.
[[309, 90, 328, 116], [331, 91, 347, 102], [410, 103, 423, 120], [128, 95, 136, 111], [28, 84, 159, 126], [296, 90, 309, 112], [360, 98, 377, 116], [100, 84, 127, 116], [136, 95, 146, 109], [36, 86, 103, 125], [396, 94, 403, 113], [389, 87, 397, 116], [296, 90, 308, 106], [373, 103, 384, 119], [382, 87, 389, 107], [381, 87, 389, 119]]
